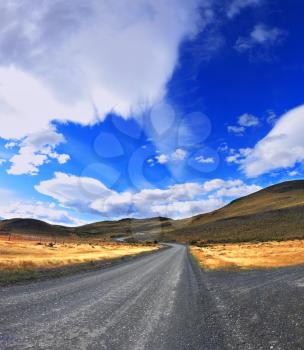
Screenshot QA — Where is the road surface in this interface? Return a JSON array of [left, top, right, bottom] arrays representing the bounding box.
[[1, 244, 304, 349]]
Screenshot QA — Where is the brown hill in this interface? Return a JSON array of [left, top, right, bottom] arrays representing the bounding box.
[[0, 216, 173, 241], [0, 218, 74, 237], [165, 180, 304, 242]]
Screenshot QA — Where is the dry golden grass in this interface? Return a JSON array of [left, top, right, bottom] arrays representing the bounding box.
[[191, 240, 304, 270], [0, 236, 158, 271]]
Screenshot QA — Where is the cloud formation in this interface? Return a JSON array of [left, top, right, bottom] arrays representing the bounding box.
[[0, 0, 210, 140], [35, 172, 261, 219], [228, 113, 259, 135], [235, 24, 287, 56], [226, 0, 262, 18], [6, 127, 70, 175], [238, 113, 259, 127], [226, 106, 304, 177], [155, 148, 187, 164], [0, 200, 85, 226], [240, 105, 304, 177], [0, 187, 83, 225]]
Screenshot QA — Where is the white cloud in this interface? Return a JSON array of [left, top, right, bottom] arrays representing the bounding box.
[[238, 113, 259, 127], [217, 142, 229, 153], [35, 172, 113, 214], [266, 110, 278, 125], [251, 24, 285, 44], [288, 170, 299, 177], [156, 154, 170, 164], [226, 148, 252, 164], [228, 113, 259, 135], [171, 148, 187, 161], [0, 187, 82, 225], [6, 127, 70, 175], [227, 125, 245, 135], [201, 178, 243, 192], [4, 142, 17, 149], [155, 148, 187, 164], [0, 0, 210, 140], [0, 200, 85, 226], [150, 198, 225, 219], [227, 0, 262, 19], [235, 24, 287, 53], [238, 105, 304, 177], [0, 159, 6, 165], [35, 172, 261, 219], [214, 184, 261, 198], [195, 155, 215, 164]]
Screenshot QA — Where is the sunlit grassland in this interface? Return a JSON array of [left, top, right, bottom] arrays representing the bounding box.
[[190, 240, 304, 270], [0, 235, 159, 284]]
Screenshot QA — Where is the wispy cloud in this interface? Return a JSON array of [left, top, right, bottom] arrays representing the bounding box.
[[226, 0, 263, 19], [234, 24, 287, 60]]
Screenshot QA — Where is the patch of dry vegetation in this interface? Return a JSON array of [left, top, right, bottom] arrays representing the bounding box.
[[190, 240, 304, 270], [0, 236, 158, 270], [0, 235, 159, 284]]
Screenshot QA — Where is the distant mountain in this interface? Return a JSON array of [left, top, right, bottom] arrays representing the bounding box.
[[0, 216, 173, 241], [166, 180, 304, 243], [0, 218, 74, 237], [1, 180, 303, 243]]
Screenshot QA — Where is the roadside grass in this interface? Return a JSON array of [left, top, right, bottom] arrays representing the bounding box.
[[0, 236, 159, 285], [190, 240, 304, 270]]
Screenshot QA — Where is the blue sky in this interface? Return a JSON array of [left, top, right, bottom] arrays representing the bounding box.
[[0, 0, 303, 225]]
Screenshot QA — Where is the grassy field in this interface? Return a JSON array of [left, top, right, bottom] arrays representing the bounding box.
[[190, 240, 304, 270], [0, 235, 159, 284]]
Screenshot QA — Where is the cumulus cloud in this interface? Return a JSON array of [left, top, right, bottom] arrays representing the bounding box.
[[228, 113, 259, 135], [0, 199, 84, 226], [226, 0, 262, 18], [235, 24, 287, 55], [0, 0, 210, 140], [238, 113, 259, 127], [235, 105, 304, 177], [228, 125, 245, 135], [35, 172, 113, 214], [155, 148, 187, 164], [226, 148, 252, 164], [150, 198, 225, 219], [0, 184, 82, 226], [35, 172, 261, 219], [6, 127, 70, 175], [214, 183, 261, 197], [195, 156, 215, 164]]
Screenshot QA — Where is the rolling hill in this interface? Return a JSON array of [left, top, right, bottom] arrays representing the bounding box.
[[0, 218, 74, 237], [0, 216, 173, 241], [0, 180, 303, 243], [165, 180, 304, 242]]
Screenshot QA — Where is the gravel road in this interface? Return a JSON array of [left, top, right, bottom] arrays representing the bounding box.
[[1, 244, 303, 349]]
